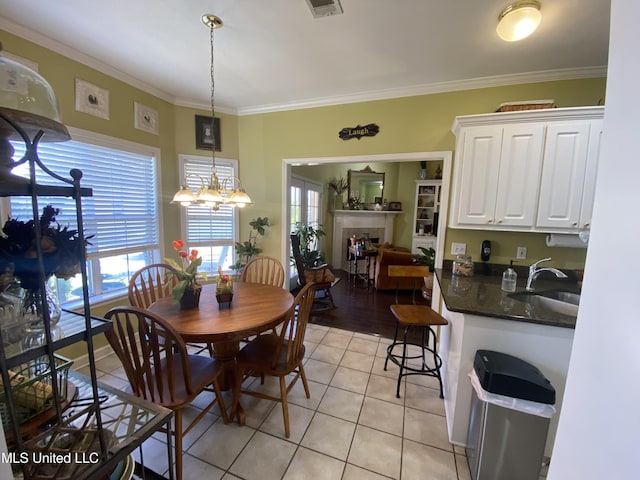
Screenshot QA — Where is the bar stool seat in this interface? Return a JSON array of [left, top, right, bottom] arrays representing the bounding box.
[[384, 265, 448, 398]]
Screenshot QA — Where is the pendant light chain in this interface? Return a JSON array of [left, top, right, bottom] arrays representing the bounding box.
[[209, 21, 216, 171]]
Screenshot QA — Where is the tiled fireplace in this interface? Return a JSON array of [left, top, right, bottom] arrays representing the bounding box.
[[331, 210, 402, 271]]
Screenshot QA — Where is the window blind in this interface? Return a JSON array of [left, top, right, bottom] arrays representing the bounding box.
[[9, 139, 159, 256]]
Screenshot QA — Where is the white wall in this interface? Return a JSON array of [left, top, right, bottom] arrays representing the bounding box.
[[548, 1, 640, 478]]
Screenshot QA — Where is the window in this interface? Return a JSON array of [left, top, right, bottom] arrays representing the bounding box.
[[290, 175, 323, 278], [177, 155, 238, 274], [8, 128, 161, 305]]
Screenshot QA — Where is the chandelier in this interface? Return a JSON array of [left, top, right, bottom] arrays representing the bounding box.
[[172, 14, 251, 209]]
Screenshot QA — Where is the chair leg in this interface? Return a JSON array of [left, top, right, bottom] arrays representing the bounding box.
[[174, 409, 183, 480], [396, 326, 410, 398], [299, 363, 311, 398], [212, 378, 229, 424], [279, 376, 290, 438], [384, 321, 400, 371]]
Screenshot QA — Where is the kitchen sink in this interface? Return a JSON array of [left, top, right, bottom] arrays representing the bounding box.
[[508, 290, 581, 317]]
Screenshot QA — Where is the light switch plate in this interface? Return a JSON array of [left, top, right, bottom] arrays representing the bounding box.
[[451, 242, 467, 255], [516, 246, 527, 259]]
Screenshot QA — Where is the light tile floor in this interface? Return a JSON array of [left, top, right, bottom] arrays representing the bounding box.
[[86, 324, 473, 480]]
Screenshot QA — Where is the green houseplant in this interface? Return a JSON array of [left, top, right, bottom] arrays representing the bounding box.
[[292, 222, 326, 268], [232, 217, 270, 273], [165, 239, 205, 306]]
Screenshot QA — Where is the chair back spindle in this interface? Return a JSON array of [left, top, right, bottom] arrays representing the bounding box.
[[241, 256, 285, 287]]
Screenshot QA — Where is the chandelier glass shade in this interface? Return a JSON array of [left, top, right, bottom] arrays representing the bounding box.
[[171, 15, 251, 210], [496, 1, 542, 42]]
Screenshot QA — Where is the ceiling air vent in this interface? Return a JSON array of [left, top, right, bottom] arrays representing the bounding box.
[[305, 0, 343, 18]]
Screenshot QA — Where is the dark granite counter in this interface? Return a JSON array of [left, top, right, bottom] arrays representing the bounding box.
[[435, 265, 579, 329]]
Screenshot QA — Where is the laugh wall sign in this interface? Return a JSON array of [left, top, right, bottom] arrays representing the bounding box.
[[338, 123, 379, 140]]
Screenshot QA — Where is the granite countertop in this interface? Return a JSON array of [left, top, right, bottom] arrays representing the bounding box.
[[435, 263, 580, 329]]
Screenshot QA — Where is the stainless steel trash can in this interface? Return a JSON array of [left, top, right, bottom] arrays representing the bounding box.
[[466, 350, 556, 480]]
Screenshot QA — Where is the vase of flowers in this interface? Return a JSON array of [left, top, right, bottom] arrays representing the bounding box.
[[327, 176, 348, 211], [215, 266, 233, 308], [166, 240, 205, 310], [0, 205, 90, 347]]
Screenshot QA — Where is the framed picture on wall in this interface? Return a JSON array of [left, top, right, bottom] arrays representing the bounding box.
[[195, 115, 221, 151]]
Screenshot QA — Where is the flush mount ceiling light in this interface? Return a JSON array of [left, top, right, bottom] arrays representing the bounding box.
[[172, 14, 252, 210], [496, 1, 542, 42]]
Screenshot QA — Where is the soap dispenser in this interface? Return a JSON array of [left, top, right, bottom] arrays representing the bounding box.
[[501, 260, 517, 292]]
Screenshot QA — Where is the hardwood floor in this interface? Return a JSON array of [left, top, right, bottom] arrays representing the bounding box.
[[308, 269, 421, 339]]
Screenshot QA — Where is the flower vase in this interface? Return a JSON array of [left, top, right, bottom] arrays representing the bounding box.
[[21, 282, 63, 349], [334, 193, 344, 211], [179, 284, 202, 310], [215, 293, 233, 309]]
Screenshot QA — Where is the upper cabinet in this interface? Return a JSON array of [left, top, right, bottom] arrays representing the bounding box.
[[449, 107, 605, 234]]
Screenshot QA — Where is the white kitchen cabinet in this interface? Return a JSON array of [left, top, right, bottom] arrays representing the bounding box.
[[450, 107, 605, 233], [536, 120, 603, 230], [412, 180, 441, 253], [453, 124, 544, 227]]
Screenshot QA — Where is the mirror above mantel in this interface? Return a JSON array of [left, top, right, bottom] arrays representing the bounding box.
[[347, 166, 384, 209]]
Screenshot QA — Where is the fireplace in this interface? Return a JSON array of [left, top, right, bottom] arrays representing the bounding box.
[[331, 211, 402, 270]]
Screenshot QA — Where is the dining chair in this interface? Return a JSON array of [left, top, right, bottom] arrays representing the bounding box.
[[240, 255, 285, 287], [104, 306, 228, 480], [230, 282, 316, 438], [383, 265, 448, 399], [129, 263, 213, 355]]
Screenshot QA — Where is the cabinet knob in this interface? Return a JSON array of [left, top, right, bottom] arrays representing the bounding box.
[[497, 219, 502, 224], [572, 222, 578, 226], [583, 222, 590, 228], [487, 219, 493, 223]]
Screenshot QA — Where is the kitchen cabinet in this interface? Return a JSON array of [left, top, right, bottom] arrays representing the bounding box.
[[536, 120, 603, 230], [411, 180, 441, 253], [0, 113, 172, 479], [453, 124, 544, 227], [450, 106, 605, 234]]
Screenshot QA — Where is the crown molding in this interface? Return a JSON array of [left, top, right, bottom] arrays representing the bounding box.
[[2, 17, 606, 117]]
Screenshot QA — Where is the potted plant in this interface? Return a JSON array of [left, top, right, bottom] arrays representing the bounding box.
[[327, 176, 348, 210], [292, 222, 326, 268], [214, 266, 233, 307], [414, 246, 436, 292], [165, 239, 205, 309], [231, 217, 270, 273]]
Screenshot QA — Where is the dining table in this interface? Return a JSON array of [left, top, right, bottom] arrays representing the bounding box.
[[148, 281, 294, 421]]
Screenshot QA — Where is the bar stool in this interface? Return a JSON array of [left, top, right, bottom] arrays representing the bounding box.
[[384, 265, 448, 398]]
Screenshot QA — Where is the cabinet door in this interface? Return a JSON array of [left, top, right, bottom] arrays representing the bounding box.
[[579, 120, 603, 229], [494, 124, 545, 227], [455, 126, 502, 225], [536, 122, 592, 229]]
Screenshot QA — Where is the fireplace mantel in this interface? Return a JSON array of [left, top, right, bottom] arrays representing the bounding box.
[[331, 210, 403, 270]]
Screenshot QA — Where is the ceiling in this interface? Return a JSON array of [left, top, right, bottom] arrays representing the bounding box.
[[0, 0, 610, 115]]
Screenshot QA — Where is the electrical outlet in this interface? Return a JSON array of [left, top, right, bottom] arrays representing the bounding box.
[[451, 242, 467, 255], [516, 246, 527, 260]]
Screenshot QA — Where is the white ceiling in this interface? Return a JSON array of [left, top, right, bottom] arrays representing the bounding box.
[[0, 0, 610, 115]]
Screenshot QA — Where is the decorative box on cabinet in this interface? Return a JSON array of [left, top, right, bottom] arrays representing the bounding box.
[[411, 180, 441, 253], [0, 111, 172, 479], [450, 106, 605, 234]]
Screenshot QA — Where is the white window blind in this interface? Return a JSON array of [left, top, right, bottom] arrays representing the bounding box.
[[9, 140, 159, 256], [181, 157, 236, 247]]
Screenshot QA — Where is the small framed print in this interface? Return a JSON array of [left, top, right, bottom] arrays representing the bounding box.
[[75, 78, 109, 119], [134, 102, 159, 135], [195, 115, 221, 151], [388, 201, 402, 211]]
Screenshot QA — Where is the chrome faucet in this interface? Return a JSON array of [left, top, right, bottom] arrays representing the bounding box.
[[525, 257, 568, 291]]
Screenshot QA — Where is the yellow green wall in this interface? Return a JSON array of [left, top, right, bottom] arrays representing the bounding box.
[[2, 28, 605, 357]]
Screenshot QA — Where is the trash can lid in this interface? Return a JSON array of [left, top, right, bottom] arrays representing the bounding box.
[[474, 350, 555, 404]]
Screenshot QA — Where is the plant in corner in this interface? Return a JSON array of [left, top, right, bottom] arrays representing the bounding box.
[[292, 222, 326, 268], [231, 217, 270, 273], [166, 240, 205, 303], [414, 246, 436, 299]]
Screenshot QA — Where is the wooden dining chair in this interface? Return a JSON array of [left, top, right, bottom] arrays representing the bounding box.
[[104, 306, 228, 480], [240, 255, 285, 287], [383, 265, 448, 399], [230, 282, 316, 438], [129, 263, 213, 355]]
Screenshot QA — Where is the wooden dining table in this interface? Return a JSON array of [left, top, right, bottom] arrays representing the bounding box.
[[148, 281, 294, 398]]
